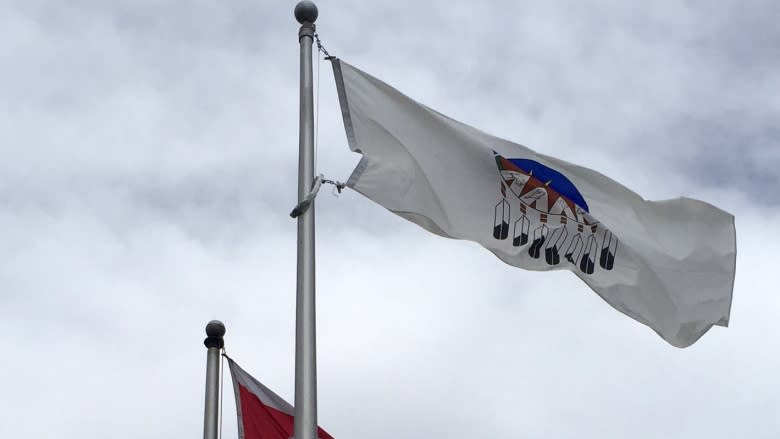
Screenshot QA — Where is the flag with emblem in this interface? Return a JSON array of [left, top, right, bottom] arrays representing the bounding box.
[[227, 357, 334, 439], [331, 58, 736, 348]]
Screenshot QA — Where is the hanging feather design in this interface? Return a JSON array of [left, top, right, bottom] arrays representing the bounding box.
[[564, 234, 584, 264], [493, 198, 510, 240], [528, 224, 548, 259], [579, 235, 598, 274], [492, 150, 618, 275], [513, 215, 530, 247], [544, 227, 568, 266], [599, 229, 618, 270]]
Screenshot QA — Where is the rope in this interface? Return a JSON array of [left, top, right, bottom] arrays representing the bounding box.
[[218, 348, 225, 439], [313, 32, 332, 174], [322, 178, 347, 194], [314, 33, 332, 59], [290, 32, 345, 220], [314, 32, 320, 175], [290, 174, 347, 218]]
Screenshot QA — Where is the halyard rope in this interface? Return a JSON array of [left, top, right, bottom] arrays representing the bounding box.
[[218, 348, 224, 439], [290, 175, 346, 218], [314, 32, 320, 176], [314, 33, 332, 59], [289, 32, 347, 219]]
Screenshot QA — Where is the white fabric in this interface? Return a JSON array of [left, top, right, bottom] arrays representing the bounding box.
[[227, 357, 294, 415], [332, 59, 736, 348]]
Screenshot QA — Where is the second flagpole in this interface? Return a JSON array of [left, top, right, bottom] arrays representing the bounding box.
[[203, 320, 225, 439], [294, 2, 319, 439]]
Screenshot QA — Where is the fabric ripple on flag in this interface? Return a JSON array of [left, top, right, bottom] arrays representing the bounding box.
[[331, 58, 737, 348], [227, 357, 334, 439]]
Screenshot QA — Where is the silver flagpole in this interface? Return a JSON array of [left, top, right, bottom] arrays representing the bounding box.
[[293, 2, 319, 439], [203, 320, 225, 439]]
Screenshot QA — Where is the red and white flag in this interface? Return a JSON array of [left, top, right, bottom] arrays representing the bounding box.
[[227, 357, 334, 439]]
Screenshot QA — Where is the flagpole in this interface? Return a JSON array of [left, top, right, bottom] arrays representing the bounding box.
[[294, 2, 319, 439], [203, 320, 225, 439]]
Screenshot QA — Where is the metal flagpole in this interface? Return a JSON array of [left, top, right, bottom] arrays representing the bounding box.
[[203, 320, 225, 439], [294, 2, 319, 439]]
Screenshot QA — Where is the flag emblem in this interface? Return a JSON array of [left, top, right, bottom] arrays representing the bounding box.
[[492, 151, 618, 274]]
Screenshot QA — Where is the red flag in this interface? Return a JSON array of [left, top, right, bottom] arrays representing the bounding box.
[[227, 357, 334, 439]]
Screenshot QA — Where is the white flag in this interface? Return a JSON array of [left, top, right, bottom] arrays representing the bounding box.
[[332, 59, 736, 348]]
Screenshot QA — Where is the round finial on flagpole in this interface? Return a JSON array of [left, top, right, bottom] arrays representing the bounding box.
[[205, 320, 226, 337], [204, 320, 225, 349], [294, 1, 318, 24]]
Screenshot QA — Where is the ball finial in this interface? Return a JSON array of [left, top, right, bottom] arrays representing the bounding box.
[[294, 1, 318, 24], [205, 320, 226, 337]]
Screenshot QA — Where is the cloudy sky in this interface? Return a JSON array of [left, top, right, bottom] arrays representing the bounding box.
[[2, 0, 778, 437]]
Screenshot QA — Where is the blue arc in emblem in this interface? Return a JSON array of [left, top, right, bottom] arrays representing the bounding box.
[[506, 158, 589, 212]]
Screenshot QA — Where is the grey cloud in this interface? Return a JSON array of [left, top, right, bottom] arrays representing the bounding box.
[[314, 0, 780, 203], [1, 1, 778, 439]]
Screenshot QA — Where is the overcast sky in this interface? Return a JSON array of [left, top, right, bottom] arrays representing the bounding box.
[[2, 1, 778, 438]]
